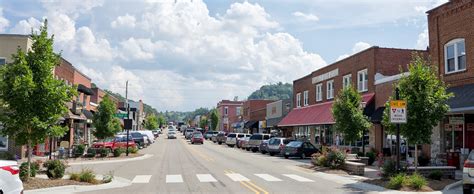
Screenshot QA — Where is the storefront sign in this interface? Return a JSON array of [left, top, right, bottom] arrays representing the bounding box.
[[449, 116, 464, 125], [312, 68, 339, 84], [467, 123, 474, 131], [445, 124, 463, 131], [390, 100, 407, 123], [258, 121, 266, 129]]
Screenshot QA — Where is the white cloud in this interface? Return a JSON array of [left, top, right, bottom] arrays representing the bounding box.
[[416, 28, 429, 50], [46, 13, 76, 42], [74, 27, 115, 62], [119, 38, 155, 60], [293, 11, 319, 22], [10, 17, 42, 34], [111, 14, 136, 28], [0, 8, 9, 32], [336, 41, 371, 61], [40, 0, 104, 19]]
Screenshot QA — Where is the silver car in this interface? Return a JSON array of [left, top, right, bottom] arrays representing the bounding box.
[[167, 131, 177, 139], [225, 133, 239, 147], [464, 150, 474, 194]]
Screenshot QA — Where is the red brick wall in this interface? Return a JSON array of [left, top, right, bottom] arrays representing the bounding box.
[[73, 71, 92, 111], [243, 100, 275, 121], [217, 100, 244, 131], [375, 81, 396, 108], [54, 59, 74, 84], [428, 0, 474, 86]]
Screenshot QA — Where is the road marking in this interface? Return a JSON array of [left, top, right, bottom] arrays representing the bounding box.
[[166, 174, 183, 183], [246, 181, 269, 194], [226, 173, 250, 182], [282, 174, 314, 182], [196, 174, 218, 182], [254, 174, 282, 182], [240, 181, 260, 194], [131, 175, 152, 183]]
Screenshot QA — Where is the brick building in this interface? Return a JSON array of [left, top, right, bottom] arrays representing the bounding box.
[[427, 0, 474, 167], [279, 47, 427, 153], [265, 99, 292, 136], [90, 87, 119, 112], [243, 100, 276, 133], [216, 100, 244, 132]]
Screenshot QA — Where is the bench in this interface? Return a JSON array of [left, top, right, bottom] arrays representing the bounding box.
[[407, 166, 456, 179], [343, 161, 365, 176]]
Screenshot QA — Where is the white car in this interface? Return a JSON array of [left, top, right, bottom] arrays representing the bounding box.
[[225, 133, 239, 147], [0, 160, 23, 194], [168, 131, 177, 139], [463, 150, 474, 194], [137, 130, 155, 143]]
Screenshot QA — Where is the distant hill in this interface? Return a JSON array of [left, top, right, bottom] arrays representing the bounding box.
[[104, 89, 159, 116], [248, 82, 292, 100]]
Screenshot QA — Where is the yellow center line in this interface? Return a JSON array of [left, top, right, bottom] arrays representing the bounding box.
[[226, 170, 269, 194], [246, 181, 269, 194], [240, 181, 260, 194]]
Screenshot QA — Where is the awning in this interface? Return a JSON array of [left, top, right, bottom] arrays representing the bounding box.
[[244, 120, 258, 129], [82, 110, 94, 124], [77, 84, 95, 96], [447, 84, 474, 112], [278, 92, 375, 127], [371, 107, 385, 123], [266, 117, 283, 128]]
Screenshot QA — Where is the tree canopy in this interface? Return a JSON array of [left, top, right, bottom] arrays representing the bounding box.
[[210, 109, 219, 131], [144, 114, 159, 130], [93, 95, 121, 139], [248, 82, 292, 100]]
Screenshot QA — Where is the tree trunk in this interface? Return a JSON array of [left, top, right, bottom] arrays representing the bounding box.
[[362, 130, 366, 155], [27, 139, 32, 179], [415, 144, 418, 172]]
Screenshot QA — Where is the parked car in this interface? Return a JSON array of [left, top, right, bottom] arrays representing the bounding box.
[[282, 141, 319, 159], [92, 135, 137, 151], [196, 128, 205, 134], [185, 128, 195, 139], [236, 133, 251, 148], [267, 137, 293, 156], [137, 130, 155, 143], [204, 131, 217, 140], [225, 133, 239, 147], [152, 130, 160, 138], [0, 160, 23, 194], [131, 132, 147, 148], [240, 136, 251, 150], [247, 134, 271, 152], [463, 150, 474, 194], [216, 132, 227, 145], [259, 140, 269, 154], [211, 132, 219, 143], [142, 134, 152, 146], [191, 132, 204, 144], [168, 131, 177, 139]]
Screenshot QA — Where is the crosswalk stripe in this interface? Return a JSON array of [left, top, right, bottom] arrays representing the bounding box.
[[226, 173, 250, 182], [132, 175, 152, 183], [166, 174, 183, 183], [282, 174, 314, 182], [196, 174, 218, 182], [254, 174, 282, 182]]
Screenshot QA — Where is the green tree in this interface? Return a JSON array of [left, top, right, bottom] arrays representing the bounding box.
[[210, 109, 219, 131], [382, 54, 452, 168], [157, 114, 166, 128], [0, 20, 75, 180], [248, 82, 292, 100], [93, 95, 121, 139], [332, 86, 372, 154], [144, 114, 159, 130], [199, 116, 208, 129]]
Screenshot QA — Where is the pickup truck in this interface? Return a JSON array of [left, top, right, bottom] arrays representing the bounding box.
[[92, 135, 137, 151]]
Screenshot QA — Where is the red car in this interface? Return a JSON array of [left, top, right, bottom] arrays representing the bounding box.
[[92, 135, 137, 150], [191, 132, 204, 144]]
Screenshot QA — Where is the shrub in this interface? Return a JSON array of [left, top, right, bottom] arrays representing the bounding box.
[[19, 162, 29, 181], [70, 172, 80, 181], [387, 174, 405, 190], [85, 148, 97, 158], [428, 170, 443, 180], [98, 148, 110, 157], [366, 152, 376, 165], [74, 144, 86, 157], [128, 147, 138, 154], [113, 148, 124, 157], [404, 173, 427, 190], [311, 153, 320, 166], [79, 169, 97, 184], [381, 159, 397, 178], [327, 149, 346, 169], [102, 171, 114, 183], [43, 160, 66, 179]]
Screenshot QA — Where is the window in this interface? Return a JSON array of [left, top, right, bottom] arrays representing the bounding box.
[[296, 93, 301, 107], [224, 107, 228, 116], [236, 107, 241, 116], [316, 84, 322, 102], [0, 57, 6, 66], [445, 39, 466, 74], [357, 69, 368, 92], [343, 74, 352, 89], [303, 90, 309, 106], [0, 125, 7, 151], [326, 80, 334, 99]]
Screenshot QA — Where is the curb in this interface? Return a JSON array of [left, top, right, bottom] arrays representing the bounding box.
[[24, 176, 132, 194], [68, 154, 153, 165], [443, 180, 462, 191]]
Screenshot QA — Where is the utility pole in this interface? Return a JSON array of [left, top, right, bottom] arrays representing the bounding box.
[[395, 87, 401, 172], [125, 80, 130, 156]]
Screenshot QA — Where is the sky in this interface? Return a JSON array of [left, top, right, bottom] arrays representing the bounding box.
[[0, 0, 447, 111]]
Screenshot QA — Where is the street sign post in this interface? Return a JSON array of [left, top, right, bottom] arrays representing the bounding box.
[[114, 113, 128, 119], [390, 100, 407, 123]]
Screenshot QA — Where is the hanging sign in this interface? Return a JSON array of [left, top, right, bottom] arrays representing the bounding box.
[[390, 100, 407, 123]]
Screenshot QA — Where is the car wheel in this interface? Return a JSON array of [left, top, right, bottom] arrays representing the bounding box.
[[252, 149, 257, 153], [301, 153, 306, 159], [246, 148, 250, 151], [191, 142, 194, 144], [218, 142, 222, 145], [230, 145, 234, 148], [464, 185, 473, 194], [284, 155, 289, 159], [269, 152, 275, 156]]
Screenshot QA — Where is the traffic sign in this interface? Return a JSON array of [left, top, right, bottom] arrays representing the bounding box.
[[390, 100, 407, 123], [115, 113, 128, 119]]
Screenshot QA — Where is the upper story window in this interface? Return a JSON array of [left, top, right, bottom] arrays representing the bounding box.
[[343, 74, 352, 89], [357, 69, 368, 92], [327, 80, 334, 99], [296, 93, 301, 107], [236, 107, 241, 116], [445, 38, 466, 74], [0, 57, 6, 66], [316, 84, 322, 102], [303, 90, 309, 106], [224, 106, 228, 116]]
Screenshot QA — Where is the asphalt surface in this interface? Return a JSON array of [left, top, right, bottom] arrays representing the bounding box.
[[68, 131, 372, 194]]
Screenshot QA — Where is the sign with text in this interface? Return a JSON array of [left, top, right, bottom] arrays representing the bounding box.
[[390, 100, 407, 123]]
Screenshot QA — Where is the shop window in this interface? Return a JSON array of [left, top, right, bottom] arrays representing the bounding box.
[[224, 107, 228, 116], [303, 90, 309, 106], [0, 57, 6, 66], [343, 74, 351, 89], [236, 107, 241, 115], [326, 80, 334, 99], [445, 38, 466, 74], [358, 69, 368, 92], [296, 93, 301, 107], [315, 84, 322, 102]]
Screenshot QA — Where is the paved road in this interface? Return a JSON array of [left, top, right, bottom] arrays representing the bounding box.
[[68, 132, 371, 194]]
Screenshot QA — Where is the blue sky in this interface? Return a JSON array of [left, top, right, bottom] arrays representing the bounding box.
[[0, 0, 446, 111]]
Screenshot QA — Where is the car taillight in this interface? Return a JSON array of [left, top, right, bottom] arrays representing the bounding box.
[[1, 165, 20, 175], [465, 160, 474, 168]]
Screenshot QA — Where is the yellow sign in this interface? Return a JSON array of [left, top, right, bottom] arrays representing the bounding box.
[[390, 100, 406, 108]]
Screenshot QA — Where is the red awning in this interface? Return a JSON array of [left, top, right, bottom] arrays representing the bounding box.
[[278, 92, 375, 127]]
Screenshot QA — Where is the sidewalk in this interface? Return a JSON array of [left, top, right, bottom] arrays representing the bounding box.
[[20, 154, 153, 166], [25, 175, 132, 194]]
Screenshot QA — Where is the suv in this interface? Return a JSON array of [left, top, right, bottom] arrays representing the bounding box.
[[185, 128, 195, 139], [463, 150, 474, 194], [216, 132, 227, 145], [247, 134, 271, 152], [236, 133, 251, 148], [267, 137, 292, 156], [225, 133, 239, 147], [131, 132, 147, 148]]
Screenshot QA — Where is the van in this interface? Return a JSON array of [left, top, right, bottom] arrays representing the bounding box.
[[247, 134, 271, 152]]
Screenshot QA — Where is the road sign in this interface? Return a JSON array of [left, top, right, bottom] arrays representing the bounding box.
[[390, 100, 407, 123], [115, 113, 128, 118]]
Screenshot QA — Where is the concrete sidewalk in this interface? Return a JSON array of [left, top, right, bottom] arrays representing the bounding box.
[[24, 176, 132, 194]]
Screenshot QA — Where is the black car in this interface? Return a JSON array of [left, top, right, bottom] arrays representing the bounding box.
[[131, 132, 147, 148], [282, 141, 319, 159]]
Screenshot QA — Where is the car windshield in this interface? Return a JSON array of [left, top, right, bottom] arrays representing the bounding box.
[[250, 134, 262, 140], [269, 139, 280, 145], [131, 133, 142, 138], [227, 134, 236, 138], [237, 134, 245, 138], [193, 133, 203, 138], [287, 141, 303, 147]]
